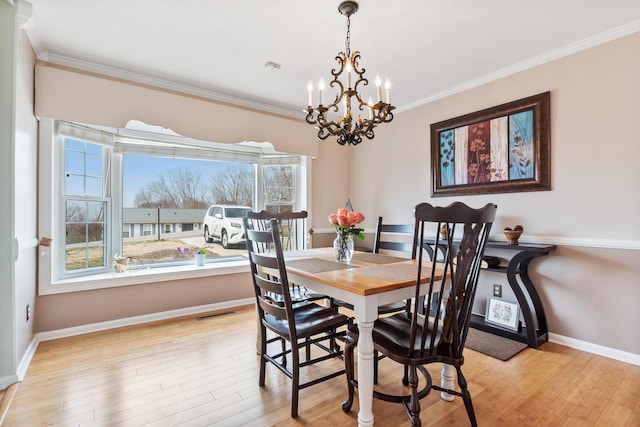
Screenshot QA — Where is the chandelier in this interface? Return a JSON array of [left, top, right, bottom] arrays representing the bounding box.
[[304, 1, 395, 146]]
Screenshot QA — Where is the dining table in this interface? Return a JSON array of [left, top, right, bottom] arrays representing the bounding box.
[[283, 249, 452, 427]]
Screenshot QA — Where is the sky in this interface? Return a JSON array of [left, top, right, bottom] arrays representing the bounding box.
[[122, 155, 242, 207]]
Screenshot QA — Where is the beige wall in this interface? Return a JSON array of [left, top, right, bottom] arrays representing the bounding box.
[[27, 30, 640, 360], [35, 273, 253, 331], [350, 32, 640, 355]]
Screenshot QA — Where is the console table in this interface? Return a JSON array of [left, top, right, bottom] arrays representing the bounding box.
[[470, 241, 556, 348]]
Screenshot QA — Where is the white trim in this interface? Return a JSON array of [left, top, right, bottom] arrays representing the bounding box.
[[16, 335, 37, 381], [397, 20, 640, 114], [549, 333, 640, 367], [0, 374, 18, 390], [314, 228, 640, 251]]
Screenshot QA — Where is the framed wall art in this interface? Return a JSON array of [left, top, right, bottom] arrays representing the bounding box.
[[485, 297, 520, 331], [430, 92, 550, 197]]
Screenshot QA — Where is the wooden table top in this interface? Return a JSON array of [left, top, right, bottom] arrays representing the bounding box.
[[284, 250, 444, 297]]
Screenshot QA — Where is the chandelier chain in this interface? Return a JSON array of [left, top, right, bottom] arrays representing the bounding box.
[[345, 16, 351, 57]]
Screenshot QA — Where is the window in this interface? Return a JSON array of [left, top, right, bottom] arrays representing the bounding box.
[[40, 120, 307, 293], [63, 139, 109, 272], [264, 165, 295, 213]]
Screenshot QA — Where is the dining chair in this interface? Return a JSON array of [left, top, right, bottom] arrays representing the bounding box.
[[244, 217, 350, 418], [245, 210, 325, 304], [342, 202, 497, 427]]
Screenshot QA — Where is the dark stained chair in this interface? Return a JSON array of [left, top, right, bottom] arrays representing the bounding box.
[[244, 217, 350, 418], [342, 202, 497, 427], [331, 216, 418, 315], [245, 210, 325, 303]]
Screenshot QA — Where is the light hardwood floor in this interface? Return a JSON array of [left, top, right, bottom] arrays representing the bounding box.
[[3, 305, 640, 426]]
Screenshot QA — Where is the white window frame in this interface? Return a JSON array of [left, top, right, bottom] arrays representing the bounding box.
[[38, 119, 309, 295]]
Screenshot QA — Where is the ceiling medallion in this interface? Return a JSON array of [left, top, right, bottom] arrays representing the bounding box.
[[304, 1, 395, 146]]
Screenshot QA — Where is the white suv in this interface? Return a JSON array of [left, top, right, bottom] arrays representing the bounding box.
[[203, 205, 252, 248]]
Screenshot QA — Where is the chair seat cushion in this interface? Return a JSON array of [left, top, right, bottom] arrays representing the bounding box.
[[265, 303, 350, 339], [348, 313, 448, 360]]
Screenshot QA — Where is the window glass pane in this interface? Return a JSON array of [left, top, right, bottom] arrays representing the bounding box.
[[66, 200, 86, 222], [65, 245, 105, 271], [65, 150, 84, 175], [121, 155, 256, 265], [65, 199, 107, 272], [85, 177, 103, 197], [64, 138, 104, 197], [85, 143, 103, 156], [65, 138, 85, 151], [85, 154, 103, 177], [265, 165, 294, 204], [65, 175, 85, 196], [87, 223, 104, 243], [66, 223, 86, 245]]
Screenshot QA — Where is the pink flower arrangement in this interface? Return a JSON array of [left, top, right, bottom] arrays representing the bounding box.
[[328, 208, 366, 240]]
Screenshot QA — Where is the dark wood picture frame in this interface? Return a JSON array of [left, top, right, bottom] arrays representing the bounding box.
[[430, 91, 550, 197]]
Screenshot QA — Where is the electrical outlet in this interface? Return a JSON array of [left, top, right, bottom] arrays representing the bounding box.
[[493, 284, 502, 298], [26, 304, 31, 321]]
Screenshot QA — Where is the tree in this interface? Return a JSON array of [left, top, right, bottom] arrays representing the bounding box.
[[133, 167, 209, 208], [208, 165, 254, 207], [265, 165, 293, 203]]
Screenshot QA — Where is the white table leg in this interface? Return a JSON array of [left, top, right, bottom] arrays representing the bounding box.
[[440, 364, 455, 401], [356, 320, 375, 427], [439, 290, 455, 401]]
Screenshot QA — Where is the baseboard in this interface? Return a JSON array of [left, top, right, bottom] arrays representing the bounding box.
[[549, 333, 640, 366], [0, 374, 18, 391]]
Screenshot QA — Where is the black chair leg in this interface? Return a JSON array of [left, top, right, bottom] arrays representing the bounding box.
[[373, 350, 379, 385], [456, 367, 477, 427], [259, 327, 267, 387], [341, 335, 356, 413], [407, 365, 422, 426], [291, 342, 300, 418], [402, 364, 409, 386]]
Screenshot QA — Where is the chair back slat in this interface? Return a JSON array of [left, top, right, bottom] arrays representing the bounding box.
[[246, 210, 308, 252], [374, 216, 418, 258], [411, 202, 497, 359], [245, 217, 297, 334]]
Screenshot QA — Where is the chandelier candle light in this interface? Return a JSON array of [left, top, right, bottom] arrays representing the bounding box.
[[305, 1, 395, 146]]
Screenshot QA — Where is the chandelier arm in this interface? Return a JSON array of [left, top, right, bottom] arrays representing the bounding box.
[[304, 1, 395, 146]]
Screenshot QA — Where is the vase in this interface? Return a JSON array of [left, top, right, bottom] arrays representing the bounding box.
[[114, 259, 127, 273], [194, 253, 206, 266], [333, 233, 354, 263]]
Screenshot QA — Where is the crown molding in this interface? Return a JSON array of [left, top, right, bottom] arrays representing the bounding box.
[[397, 19, 640, 113]]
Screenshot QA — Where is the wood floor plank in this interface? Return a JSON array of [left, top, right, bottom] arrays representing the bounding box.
[[3, 304, 640, 426]]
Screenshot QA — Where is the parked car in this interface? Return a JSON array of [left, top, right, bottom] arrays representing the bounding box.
[[203, 205, 252, 248]]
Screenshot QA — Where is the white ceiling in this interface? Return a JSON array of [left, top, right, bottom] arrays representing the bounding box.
[[23, 0, 640, 118]]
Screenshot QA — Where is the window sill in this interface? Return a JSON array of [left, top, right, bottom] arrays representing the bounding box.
[[40, 258, 250, 295]]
